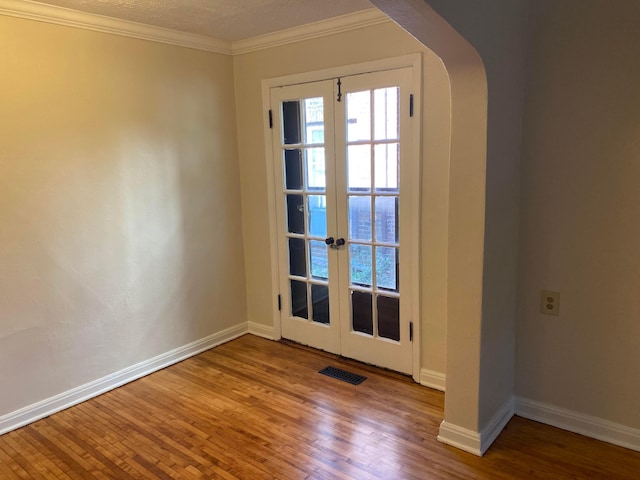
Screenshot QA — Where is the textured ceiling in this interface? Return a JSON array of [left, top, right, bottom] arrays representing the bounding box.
[[34, 0, 374, 42]]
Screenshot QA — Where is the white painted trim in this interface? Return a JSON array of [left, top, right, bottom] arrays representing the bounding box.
[[248, 321, 277, 340], [479, 397, 515, 455], [0, 0, 232, 54], [263, 53, 423, 90], [261, 81, 284, 343], [232, 9, 390, 55], [0, 323, 247, 436], [516, 397, 640, 453], [409, 53, 423, 383], [438, 421, 482, 456], [419, 368, 446, 391], [438, 397, 514, 457]]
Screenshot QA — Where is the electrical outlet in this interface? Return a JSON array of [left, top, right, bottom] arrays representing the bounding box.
[[541, 290, 560, 316]]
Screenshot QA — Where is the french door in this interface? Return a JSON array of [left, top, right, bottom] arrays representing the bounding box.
[[270, 67, 416, 374]]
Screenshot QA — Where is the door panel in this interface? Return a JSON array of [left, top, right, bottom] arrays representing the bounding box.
[[271, 81, 341, 354], [335, 68, 413, 374]]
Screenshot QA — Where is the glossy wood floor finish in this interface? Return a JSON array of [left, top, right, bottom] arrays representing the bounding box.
[[1, 335, 639, 479]]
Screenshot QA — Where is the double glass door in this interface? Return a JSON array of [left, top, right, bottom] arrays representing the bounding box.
[[271, 68, 414, 374]]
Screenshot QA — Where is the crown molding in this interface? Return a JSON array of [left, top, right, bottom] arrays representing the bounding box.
[[0, 0, 233, 54], [0, 2, 390, 56], [231, 8, 391, 55]]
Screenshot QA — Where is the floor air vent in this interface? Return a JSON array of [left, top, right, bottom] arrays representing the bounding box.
[[318, 366, 367, 385]]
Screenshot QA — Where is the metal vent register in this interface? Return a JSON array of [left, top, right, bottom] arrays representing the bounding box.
[[318, 366, 366, 385]]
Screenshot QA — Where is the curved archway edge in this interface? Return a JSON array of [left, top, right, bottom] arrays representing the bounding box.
[[370, 0, 489, 455]]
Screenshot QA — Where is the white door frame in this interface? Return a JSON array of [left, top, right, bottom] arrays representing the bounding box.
[[261, 53, 423, 381]]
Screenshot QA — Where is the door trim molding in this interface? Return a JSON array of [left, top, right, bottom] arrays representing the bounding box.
[[262, 53, 422, 91], [261, 53, 422, 380]]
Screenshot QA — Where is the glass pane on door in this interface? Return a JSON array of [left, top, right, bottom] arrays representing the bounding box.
[[347, 145, 371, 192], [374, 143, 399, 192], [285, 149, 303, 190], [375, 246, 398, 291], [375, 197, 398, 243], [288, 238, 306, 277], [348, 196, 372, 241], [308, 195, 327, 238], [309, 240, 328, 280], [373, 87, 399, 141], [347, 91, 370, 142], [290, 280, 308, 319], [377, 295, 400, 341], [352, 291, 373, 335], [311, 284, 330, 324], [283, 101, 301, 144]]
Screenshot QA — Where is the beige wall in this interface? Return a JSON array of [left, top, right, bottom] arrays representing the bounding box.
[[517, 0, 640, 429], [0, 16, 246, 416], [233, 21, 451, 376]]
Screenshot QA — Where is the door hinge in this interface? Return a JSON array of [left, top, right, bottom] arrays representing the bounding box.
[[409, 94, 414, 117], [337, 78, 342, 102], [277, 294, 282, 311], [409, 321, 413, 342], [268, 109, 273, 128]]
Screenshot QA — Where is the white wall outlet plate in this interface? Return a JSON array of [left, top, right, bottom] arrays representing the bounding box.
[[541, 290, 560, 316]]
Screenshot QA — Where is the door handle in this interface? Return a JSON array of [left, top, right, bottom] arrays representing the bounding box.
[[329, 237, 346, 250], [325, 237, 335, 246]]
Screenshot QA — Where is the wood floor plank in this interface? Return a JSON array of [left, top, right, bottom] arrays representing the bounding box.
[[1, 334, 640, 479], [0, 438, 37, 480]]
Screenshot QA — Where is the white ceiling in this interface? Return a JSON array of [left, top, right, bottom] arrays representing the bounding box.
[[33, 0, 374, 42]]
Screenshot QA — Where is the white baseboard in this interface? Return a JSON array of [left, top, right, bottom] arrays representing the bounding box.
[[438, 421, 482, 456], [0, 322, 248, 436], [419, 368, 446, 391], [479, 396, 515, 455], [248, 321, 277, 340], [515, 397, 640, 453], [438, 396, 514, 456]]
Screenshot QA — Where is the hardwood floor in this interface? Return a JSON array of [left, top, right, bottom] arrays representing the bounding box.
[[1, 334, 639, 479]]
